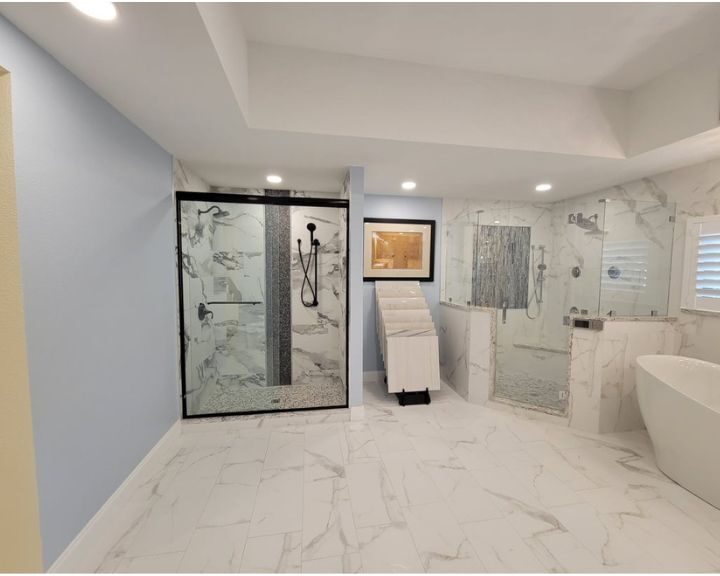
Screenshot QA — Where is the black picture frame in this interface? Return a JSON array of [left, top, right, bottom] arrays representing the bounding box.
[[363, 217, 436, 282]]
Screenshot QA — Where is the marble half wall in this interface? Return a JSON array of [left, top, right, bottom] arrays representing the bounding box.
[[438, 302, 494, 404], [568, 319, 681, 434]]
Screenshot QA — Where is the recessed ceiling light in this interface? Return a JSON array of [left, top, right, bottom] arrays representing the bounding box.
[[266, 174, 282, 184], [71, 1, 117, 21], [494, 220, 501, 224], [401, 181, 416, 191], [535, 183, 553, 192]]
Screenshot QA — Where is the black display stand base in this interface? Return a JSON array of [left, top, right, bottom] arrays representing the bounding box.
[[396, 388, 431, 407]]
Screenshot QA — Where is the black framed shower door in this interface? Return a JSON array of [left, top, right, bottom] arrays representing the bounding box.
[[176, 191, 349, 418]]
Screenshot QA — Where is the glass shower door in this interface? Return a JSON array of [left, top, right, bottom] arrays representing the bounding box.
[[178, 198, 268, 416], [177, 192, 349, 417]]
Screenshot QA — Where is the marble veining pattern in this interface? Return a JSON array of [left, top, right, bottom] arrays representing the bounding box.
[[63, 379, 720, 573]]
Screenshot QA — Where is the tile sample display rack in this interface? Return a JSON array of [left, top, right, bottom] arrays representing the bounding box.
[[375, 281, 441, 405]]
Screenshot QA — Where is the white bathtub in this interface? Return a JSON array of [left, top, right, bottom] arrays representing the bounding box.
[[637, 355, 720, 509]]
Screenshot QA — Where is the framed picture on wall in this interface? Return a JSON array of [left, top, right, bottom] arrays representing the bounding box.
[[363, 218, 435, 281]]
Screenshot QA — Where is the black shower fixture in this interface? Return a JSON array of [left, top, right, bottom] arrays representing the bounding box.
[[197, 205, 230, 218], [298, 222, 321, 307]]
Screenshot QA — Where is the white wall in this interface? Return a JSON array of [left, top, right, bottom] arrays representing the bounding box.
[[1, 16, 178, 567]]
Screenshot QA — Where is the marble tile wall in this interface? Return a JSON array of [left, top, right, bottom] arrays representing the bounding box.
[[568, 320, 681, 434], [290, 205, 345, 389]]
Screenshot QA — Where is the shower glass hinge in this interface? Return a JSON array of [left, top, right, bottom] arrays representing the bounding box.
[[669, 215, 676, 223]]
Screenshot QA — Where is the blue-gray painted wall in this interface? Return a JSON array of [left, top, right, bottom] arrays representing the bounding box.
[[1, 16, 179, 567], [363, 194, 443, 372], [347, 167, 365, 406]]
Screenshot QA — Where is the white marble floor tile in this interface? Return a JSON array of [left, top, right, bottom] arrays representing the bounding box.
[[496, 449, 583, 507], [301, 552, 363, 573], [368, 421, 414, 453], [521, 440, 599, 491], [381, 450, 443, 507], [550, 501, 649, 569], [198, 483, 257, 527], [425, 459, 502, 523], [469, 464, 563, 539], [342, 421, 381, 463], [356, 523, 425, 573], [345, 461, 404, 528], [305, 423, 345, 483], [240, 531, 302, 573], [124, 474, 217, 558], [178, 524, 249, 573], [67, 379, 720, 574], [250, 467, 304, 537], [462, 517, 546, 573], [219, 460, 263, 486], [403, 501, 485, 573], [265, 428, 306, 470], [114, 551, 184, 573], [302, 477, 359, 561], [225, 434, 270, 465]]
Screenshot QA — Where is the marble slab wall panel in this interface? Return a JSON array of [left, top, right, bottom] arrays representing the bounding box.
[[290, 206, 345, 391], [467, 306, 495, 404], [438, 303, 469, 399], [568, 320, 681, 434], [438, 303, 494, 404]]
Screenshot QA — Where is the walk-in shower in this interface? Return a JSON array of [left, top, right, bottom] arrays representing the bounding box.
[[444, 197, 676, 415], [176, 191, 349, 417]]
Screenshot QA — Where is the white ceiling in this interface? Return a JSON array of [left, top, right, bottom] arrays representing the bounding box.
[[2, 2, 720, 200], [236, 2, 720, 90]]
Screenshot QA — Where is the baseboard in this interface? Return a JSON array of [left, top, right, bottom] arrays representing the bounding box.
[[363, 370, 385, 384], [350, 405, 365, 421], [48, 419, 181, 573]]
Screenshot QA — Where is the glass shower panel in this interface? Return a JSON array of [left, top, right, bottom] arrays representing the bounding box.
[[444, 221, 474, 305], [599, 200, 676, 316], [561, 199, 605, 318], [178, 193, 348, 417]]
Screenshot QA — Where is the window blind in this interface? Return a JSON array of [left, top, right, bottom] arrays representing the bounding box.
[[696, 232, 720, 304], [601, 240, 648, 293]]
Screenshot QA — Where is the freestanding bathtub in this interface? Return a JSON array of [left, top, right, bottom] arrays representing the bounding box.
[[637, 355, 720, 509]]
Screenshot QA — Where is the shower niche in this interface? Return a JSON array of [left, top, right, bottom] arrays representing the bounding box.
[[176, 191, 348, 418]]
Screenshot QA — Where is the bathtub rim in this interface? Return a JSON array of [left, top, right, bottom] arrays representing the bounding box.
[[637, 354, 720, 417]]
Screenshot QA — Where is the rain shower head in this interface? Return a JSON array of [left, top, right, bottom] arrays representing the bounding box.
[[307, 223, 317, 232], [568, 212, 601, 233]]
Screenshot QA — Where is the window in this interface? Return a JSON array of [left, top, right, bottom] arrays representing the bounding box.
[[681, 215, 720, 314]]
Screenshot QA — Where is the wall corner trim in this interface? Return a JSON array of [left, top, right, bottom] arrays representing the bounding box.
[[48, 420, 181, 573]]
